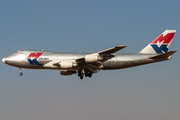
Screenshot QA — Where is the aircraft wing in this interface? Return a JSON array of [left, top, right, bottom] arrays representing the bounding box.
[[76, 45, 127, 63], [97, 45, 127, 56], [53, 45, 127, 70], [74, 45, 127, 70]]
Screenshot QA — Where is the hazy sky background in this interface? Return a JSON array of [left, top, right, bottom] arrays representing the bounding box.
[[0, 0, 180, 120]]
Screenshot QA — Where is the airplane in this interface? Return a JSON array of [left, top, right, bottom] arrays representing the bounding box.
[[2, 30, 177, 79]]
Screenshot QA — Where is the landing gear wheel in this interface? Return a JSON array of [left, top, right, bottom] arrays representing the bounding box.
[[88, 74, 92, 78], [85, 73, 88, 77], [78, 73, 81, 76], [80, 75, 83, 79], [19, 68, 23, 76], [19, 72, 23, 76], [78, 70, 84, 79], [78, 71, 81, 76]]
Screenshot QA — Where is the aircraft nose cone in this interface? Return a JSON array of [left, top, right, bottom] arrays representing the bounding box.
[[2, 57, 5, 63]]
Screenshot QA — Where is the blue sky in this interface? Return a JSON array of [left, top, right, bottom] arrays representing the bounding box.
[[0, 0, 180, 120]]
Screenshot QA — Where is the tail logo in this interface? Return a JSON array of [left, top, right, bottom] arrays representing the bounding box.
[[151, 41, 168, 53], [150, 31, 175, 54], [27, 52, 43, 65]]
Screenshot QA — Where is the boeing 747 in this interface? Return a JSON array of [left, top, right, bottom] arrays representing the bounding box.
[[2, 30, 177, 79]]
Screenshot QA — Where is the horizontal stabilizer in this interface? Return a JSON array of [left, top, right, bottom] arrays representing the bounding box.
[[148, 50, 177, 59]]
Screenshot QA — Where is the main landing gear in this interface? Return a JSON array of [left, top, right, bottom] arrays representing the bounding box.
[[19, 68, 23, 76], [78, 70, 92, 79]]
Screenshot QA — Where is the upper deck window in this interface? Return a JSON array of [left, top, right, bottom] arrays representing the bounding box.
[[14, 51, 18, 53], [14, 50, 22, 53]]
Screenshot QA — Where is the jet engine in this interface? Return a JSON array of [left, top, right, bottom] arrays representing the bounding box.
[[59, 61, 77, 68], [60, 70, 77, 76], [85, 54, 103, 62], [85, 55, 98, 62]]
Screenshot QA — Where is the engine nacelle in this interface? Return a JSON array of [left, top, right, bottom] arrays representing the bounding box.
[[60, 70, 77, 76], [59, 61, 77, 68], [85, 55, 98, 62]]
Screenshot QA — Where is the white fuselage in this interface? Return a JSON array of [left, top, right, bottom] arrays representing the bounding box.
[[3, 50, 169, 71]]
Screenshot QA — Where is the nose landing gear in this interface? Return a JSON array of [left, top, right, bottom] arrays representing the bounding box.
[[19, 68, 23, 76]]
